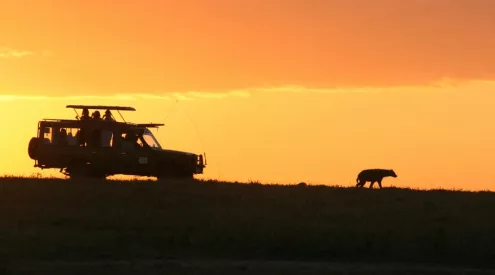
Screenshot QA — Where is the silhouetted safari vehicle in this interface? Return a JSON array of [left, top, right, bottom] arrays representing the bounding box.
[[27, 105, 206, 180]]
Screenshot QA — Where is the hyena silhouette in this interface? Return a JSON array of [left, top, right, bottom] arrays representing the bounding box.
[[356, 169, 397, 189]]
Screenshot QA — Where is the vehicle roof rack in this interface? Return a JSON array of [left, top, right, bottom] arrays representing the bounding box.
[[66, 105, 136, 111]]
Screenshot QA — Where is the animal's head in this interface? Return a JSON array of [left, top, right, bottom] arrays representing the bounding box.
[[389, 169, 398, 178]]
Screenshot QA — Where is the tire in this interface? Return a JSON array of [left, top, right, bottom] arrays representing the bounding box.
[[67, 163, 107, 180], [155, 164, 193, 182], [67, 163, 88, 179], [27, 137, 41, 160]]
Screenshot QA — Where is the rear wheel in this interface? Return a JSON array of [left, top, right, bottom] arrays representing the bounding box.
[[66, 161, 107, 180], [67, 162, 88, 179]]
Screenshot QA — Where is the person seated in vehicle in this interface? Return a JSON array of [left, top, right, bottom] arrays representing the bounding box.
[[121, 133, 140, 150], [87, 128, 102, 148], [75, 129, 87, 147], [67, 131, 77, 146], [80, 108, 90, 120], [91, 111, 101, 120], [103, 109, 115, 121], [58, 128, 68, 145]]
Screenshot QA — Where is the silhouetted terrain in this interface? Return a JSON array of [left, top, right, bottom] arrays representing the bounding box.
[[1, 176, 495, 274]]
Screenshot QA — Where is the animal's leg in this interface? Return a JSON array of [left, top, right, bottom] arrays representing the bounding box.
[[378, 180, 382, 189], [369, 181, 375, 188]]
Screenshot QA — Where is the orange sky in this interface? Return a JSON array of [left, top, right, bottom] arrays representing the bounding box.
[[2, 0, 495, 191]]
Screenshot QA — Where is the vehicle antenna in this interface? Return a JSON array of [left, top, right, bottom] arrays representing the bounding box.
[[163, 99, 180, 123], [177, 99, 205, 153], [176, 99, 217, 178]]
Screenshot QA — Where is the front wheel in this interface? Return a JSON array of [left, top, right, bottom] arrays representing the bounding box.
[[155, 166, 193, 182], [156, 173, 193, 181]]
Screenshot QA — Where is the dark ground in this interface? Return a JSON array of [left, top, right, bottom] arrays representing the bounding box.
[[1, 177, 495, 274], [5, 259, 495, 275]]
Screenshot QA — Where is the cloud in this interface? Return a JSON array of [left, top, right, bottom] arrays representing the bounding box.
[[248, 85, 367, 94], [226, 79, 461, 96], [252, 77, 485, 95], [0, 47, 35, 58], [181, 90, 251, 99], [2, 78, 491, 103], [0, 90, 251, 102], [0, 94, 152, 102]]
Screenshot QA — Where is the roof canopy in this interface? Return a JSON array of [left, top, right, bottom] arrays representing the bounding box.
[[66, 105, 136, 111]]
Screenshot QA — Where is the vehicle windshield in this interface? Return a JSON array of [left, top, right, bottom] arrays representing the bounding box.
[[142, 128, 162, 150]]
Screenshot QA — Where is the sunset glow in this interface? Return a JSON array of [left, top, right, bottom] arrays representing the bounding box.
[[2, 0, 495, 191]]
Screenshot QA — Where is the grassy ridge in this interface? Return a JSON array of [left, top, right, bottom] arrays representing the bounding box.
[[0, 177, 494, 268]]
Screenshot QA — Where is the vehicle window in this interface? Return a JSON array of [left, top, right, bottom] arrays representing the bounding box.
[[57, 128, 69, 145], [120, 132, 141, 150], [43, 127, 53, 144], [101, 130, 113, 147], [142, 129, 162, 149], [136, 138, 144, 148], [47, 127, 80, 146], [65, 128, 79, 146]]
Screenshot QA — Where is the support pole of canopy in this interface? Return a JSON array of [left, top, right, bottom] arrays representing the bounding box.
[[72, 108, 80, 120], [117, 110, 126, 123]]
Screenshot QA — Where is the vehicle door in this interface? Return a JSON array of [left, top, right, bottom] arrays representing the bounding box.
[[86, 127, 121, 175], [97, 128, 123, 174], [117, 132, 156, 175]]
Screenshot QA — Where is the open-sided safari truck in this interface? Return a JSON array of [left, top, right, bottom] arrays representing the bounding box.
[[27, 105, 206, 180]]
